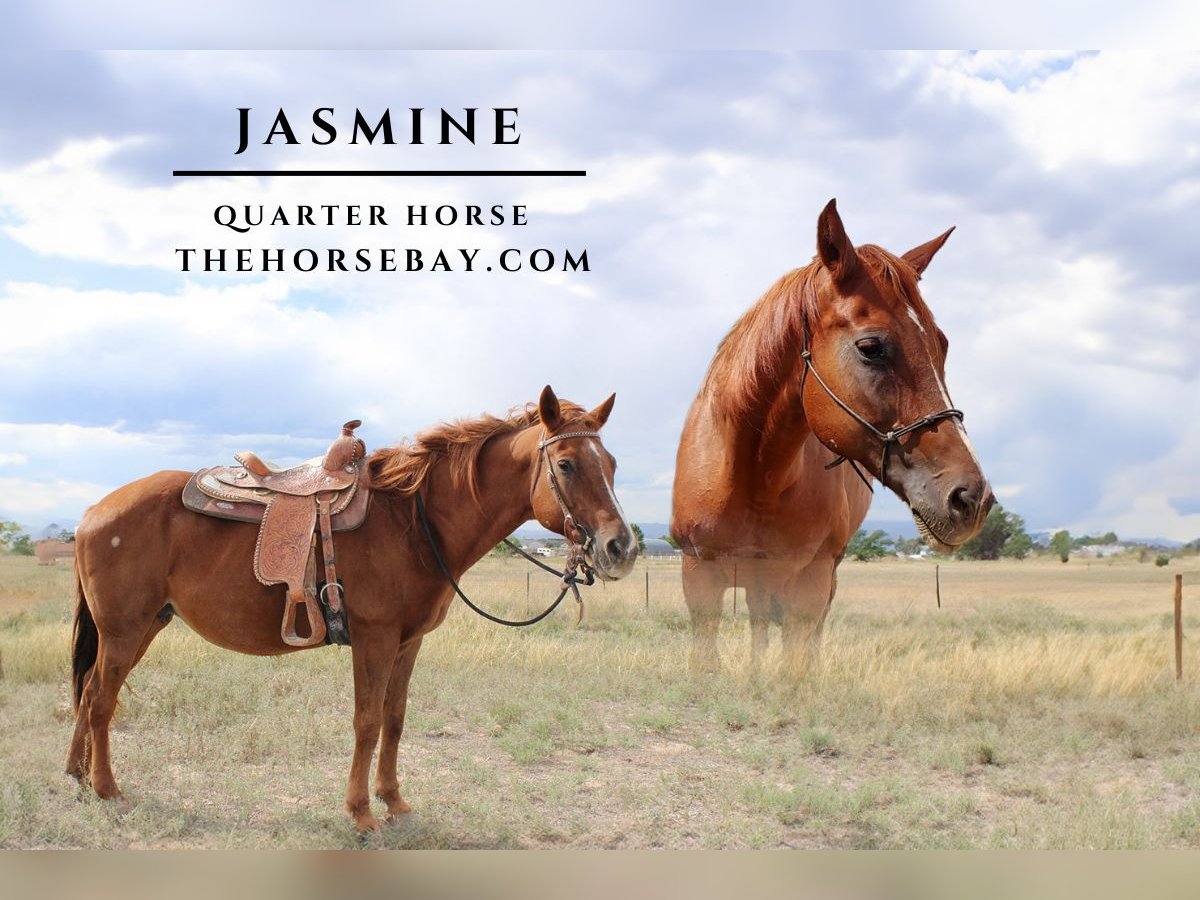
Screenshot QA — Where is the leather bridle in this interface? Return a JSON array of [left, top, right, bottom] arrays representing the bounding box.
[[536, 429, 603, 555], [414, 427, 609, 628], [800, 311, 964, 493]]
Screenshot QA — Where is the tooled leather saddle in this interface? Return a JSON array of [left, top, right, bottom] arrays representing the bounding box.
[[182, 420, 370, 648]]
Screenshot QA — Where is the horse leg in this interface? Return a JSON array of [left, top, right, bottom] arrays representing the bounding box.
[[682, 555, 726, 674], [729, 558, 779, 674], [743, 588, 772, 675], [67, 612, 170, 783], [81, 621, 162, 800], [374, 636, 423, 822], [345, 632, 401, 832], [779, 558, 837, 679]]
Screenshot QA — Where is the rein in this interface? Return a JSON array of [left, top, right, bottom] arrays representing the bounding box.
[[414, 429, 601, 628], [800, 311, 964, 492]]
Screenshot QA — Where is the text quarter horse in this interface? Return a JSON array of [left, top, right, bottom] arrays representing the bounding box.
[[671, 200, 993, 674], [68, 387, 637, 831]]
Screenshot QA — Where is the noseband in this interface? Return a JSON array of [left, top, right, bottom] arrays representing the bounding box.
[[800, 312, 964, 492]]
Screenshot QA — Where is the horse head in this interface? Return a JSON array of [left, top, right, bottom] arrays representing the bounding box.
[[530, 385, 638, 579], [801, 199, 993, 550]]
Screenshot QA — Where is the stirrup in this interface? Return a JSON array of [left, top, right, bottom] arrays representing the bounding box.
[[281, 588, 327, 648]]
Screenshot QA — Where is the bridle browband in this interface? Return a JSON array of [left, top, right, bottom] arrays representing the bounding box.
[[799, 310, 964, 493], [414, 427, 605, 628]]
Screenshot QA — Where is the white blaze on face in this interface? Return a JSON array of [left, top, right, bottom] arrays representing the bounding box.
[[906, 305, 927, 333], [907, 305, 983, 472], [908, 306, 953, 409], [952, 418, 984, 471], [588, 440, 633, 540]]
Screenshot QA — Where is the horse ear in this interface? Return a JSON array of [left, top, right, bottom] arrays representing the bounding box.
[[589, 392, 616, 427], [902, 226, 955, 275], [538, 384, 563, 431], [816, 198, 859, 285]]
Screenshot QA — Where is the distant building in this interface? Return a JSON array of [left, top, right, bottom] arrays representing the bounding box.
[[35, 539, 75, 566], [1075, 544, 1128, 558]]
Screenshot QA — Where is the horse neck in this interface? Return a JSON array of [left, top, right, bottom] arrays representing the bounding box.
[[715, 279, 816, 471], [421, 427, 538, 576]]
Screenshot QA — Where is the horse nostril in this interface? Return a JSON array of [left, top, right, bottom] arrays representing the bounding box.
[[606, 537, 624, 560], [948, 484, 977, 522]]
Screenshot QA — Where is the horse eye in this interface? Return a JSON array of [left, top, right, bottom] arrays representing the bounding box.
[[557, 459, 573, 474], [856, 337, 886, 361]]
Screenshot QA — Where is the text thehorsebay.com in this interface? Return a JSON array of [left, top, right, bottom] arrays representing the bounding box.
[[175, 203, 589, 274], [173, 107, 590, 274]]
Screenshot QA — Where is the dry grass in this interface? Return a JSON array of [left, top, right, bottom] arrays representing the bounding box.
[[1, 551, 1198, 848]]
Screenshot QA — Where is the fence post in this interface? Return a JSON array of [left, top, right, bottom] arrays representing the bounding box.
[[1176, 573, 1184, 681], [526, 569, 531, 614], [935, 564, 942, 609], [645, 568, 650, 613], [732, 563, 738, 618]]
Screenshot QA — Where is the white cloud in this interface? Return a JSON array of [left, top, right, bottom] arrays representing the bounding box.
[[0, 137, 206, 267], [1, 50, 1198, 541], [924, 51, 1200, 171], [0, 477, 113, 521]]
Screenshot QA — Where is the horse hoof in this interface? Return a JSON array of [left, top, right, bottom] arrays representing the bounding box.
[[92, 782, 123, 802], [354, 813, 382, 833], [383, 806, 413, 825]]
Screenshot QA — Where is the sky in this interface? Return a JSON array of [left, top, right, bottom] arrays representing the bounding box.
[[0, 50, 1197, 541]]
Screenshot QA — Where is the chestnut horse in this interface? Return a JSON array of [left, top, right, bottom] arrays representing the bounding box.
[[671, 200, 993, 673], [68, 386, 637, 831]]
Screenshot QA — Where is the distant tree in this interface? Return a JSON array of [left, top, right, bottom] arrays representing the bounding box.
[[894, 535, 924, 556], [661, 533, 680, 550], [847, 529, 894, 561], [956, 503, 1032, 561], [631, 523, 646, 553], [1155, 554, 1170, 567], [10, 534, 34, 556], [1070, 531, 1119, 549], [0, 519, 21, 550], [57, 529, 75, 543], [1049, 530, 1072, 563], [492, 535, 523, 556], [1002, 527, 1034, 560]]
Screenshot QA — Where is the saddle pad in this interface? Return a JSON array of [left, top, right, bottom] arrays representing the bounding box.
[[182, 469, 371, 532]]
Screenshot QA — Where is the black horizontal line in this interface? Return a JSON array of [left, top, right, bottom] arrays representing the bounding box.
[[172, 169, 586, 177]]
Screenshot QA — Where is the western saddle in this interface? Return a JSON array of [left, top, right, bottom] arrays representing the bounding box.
[[182, 420, 370, 648]]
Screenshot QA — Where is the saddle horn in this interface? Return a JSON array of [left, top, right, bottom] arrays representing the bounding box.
[[324, 420, 365, 473]]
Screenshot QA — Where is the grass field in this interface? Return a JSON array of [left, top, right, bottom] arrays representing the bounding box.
[[1, 550, 1198, 849]]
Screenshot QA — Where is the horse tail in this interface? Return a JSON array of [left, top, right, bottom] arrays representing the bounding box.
[[71, 568, 98, 712]]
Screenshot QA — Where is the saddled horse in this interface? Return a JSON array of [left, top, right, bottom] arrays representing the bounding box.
[[671, 200, 993, 673], [68, 386, 637, 831]]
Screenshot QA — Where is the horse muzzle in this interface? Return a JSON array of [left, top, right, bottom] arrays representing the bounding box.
[[909, 477, 994, 550], [584, 523, 638, 581]]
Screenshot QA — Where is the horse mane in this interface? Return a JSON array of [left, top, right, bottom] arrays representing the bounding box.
[[366, 401, 586, 502], [703, 244, 935, 421]]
